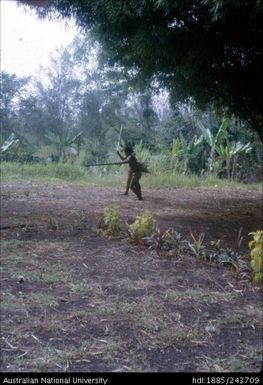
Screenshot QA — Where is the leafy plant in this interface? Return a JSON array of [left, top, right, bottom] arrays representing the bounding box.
[[197, 118, 228, 173], [72, 212, 89, 230], [162, 229, 182, 251], [148, 228, 182, 256], [45, 131, 82, 163], [188, 232, 206, 259], [216, 141, 252, 180], [209, 248, 240, 269], [169, 138, 181, 172], [249, 231, 263, 283], [128, 212, 156, 243], [0, 132, 37, 163], [97, 204, 120, 235], [179, 134, 204, 174], [209, 239, 221, 251]]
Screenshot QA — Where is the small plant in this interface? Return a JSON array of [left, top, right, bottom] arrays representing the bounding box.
[[162, 229, 182, 251], [97, 204, 120, 235], [236, 227, 243, 250], [188, 232, 206, 259], [73, 213, 89, 230], [209, 247, 240, 269], [149, 227, 163, 255], [249, 230, 263, 283], [209, 239, 221, 251], [148, 228, 182, 256], [128, 212, 156, 243]]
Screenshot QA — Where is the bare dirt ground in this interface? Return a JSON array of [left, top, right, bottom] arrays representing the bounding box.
[[0, 182, 262, 372]]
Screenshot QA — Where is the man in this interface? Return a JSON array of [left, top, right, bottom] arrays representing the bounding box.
[[117, 144, 143, 200]]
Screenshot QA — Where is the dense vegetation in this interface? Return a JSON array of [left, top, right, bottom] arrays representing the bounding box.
[[1, 1, 262, 183], [1, 32, 262, 183], [21, 0, 263, 140]]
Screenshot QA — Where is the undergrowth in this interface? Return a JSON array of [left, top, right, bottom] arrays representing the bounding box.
[[128, 212, 156, 244], [1, 162, 261, 190], [97, 207, 256, 281], [249, 230, 263, 283], [96, 204, 121, 235]]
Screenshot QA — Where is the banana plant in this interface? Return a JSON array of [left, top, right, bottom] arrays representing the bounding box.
[[179, 134, 204, 174], [169, 137, 181, 172], [171, 138, 180, 157], [197, 118, 228, 173], [216, 141, 252, 179], [45, 131, 82, 162], [1, 133, 19, 152]]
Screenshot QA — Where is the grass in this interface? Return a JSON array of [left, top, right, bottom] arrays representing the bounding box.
[[1, 161, 261, 190], [1, 223, 262, 372], [1, 165, 262, 372]]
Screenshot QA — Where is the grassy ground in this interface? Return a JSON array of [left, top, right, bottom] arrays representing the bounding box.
[[0, 180, 262, 372], [1, 235, 262, 372], [1, 161, 261, 190]]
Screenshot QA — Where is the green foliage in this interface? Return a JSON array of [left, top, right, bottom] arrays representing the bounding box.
[[147, 228, 182, 256], [189, 235, 240, 268], [1, 161, 261, 191], [1, 33, 261, 182], [33, 0, 263, 139], [249, 231, 263, 283], [45, 130, 82, 163], [197, 118, 228, 173], [188, 232, 206, 260], [1, 72, 30, 138], [128, 212, 156, 243], [179, 134, 204, 174], [97, 204, 120, 235], [209, 248, 240, 269], [161, 229, 182, 252], [1, 162, 86, 181], [0, 133, 37, 163], [216, 140, 252, 180]]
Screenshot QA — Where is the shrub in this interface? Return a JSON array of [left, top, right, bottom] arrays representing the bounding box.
[[209, 247, 240, 269], [147, 228, 182, 256], [128, 212, 156, 243], [187, 232, 206, 259], [97, 204, 120, 235], [249, 230, 263, 283]]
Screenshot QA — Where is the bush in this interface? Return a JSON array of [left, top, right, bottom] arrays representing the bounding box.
[[249, 231, 263, 283], [147, 228, 182, 256], [97, 204, 120, 235], [128, 212, 156, 243]]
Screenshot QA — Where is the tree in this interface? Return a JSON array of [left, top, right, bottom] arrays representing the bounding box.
[[0, 71, 30, 138], [35, 48, 81, 136], [20, 0, 263, 140]]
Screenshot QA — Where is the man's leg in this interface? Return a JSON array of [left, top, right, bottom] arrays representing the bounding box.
[[124, 171, 132, 195], [131, 173, 143, 200]]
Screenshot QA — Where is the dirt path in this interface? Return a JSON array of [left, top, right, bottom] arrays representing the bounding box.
[[1, 183, 262, 249], [0, 183, 262, 372]]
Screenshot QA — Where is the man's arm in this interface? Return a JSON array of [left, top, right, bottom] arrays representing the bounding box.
[[117, 151, 127, 161], [117, 152, 131, 164], [117, 151, 131, 163]]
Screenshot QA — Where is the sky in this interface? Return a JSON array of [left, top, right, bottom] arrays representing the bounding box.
[[1, 0, 78, 77]]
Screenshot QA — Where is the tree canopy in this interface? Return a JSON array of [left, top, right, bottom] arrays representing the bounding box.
[[2, 32, 262, 179], [20, 0, 263, 140]]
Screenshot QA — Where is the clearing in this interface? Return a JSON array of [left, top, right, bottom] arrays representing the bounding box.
[[0, 182, 262, 372]]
